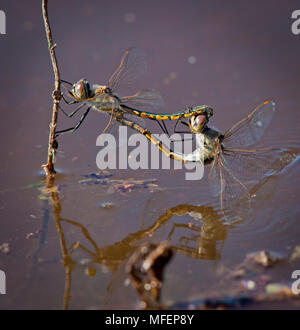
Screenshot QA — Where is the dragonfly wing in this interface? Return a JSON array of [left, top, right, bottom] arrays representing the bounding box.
[[121, 89, 165, 113], [221, 147, 277, 182], [209, 154, 251, 221], [108, 48, 147, 93], [222, 147, 298, 183], [208, 156, 222, 198], [99, 111, 147, 149], [224, 100, 276, 148]]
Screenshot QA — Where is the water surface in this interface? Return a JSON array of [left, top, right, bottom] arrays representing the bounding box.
[[0, 0, 299, 309]]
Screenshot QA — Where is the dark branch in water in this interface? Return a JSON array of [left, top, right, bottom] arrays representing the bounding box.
[[41, 0, 61, 178]]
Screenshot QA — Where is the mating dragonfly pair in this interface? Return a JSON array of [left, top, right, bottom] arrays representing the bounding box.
[[56, 48, 280, 220]]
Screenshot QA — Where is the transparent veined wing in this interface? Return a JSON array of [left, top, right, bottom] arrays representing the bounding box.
[[120, 89, 165, 113], [96, 109, 146, 149], [224, 100, 276, 148], [208, 156, 222, 198], [108, 48, 147, 93], [221, 147, 279, 182], [221, 146, 298, 183], [208, 153, 251, 221]]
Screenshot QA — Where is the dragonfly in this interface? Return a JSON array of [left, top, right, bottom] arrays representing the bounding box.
[[113, 105, 214, 162], [56, 48, 212, 140], [177, 100, 292, 220], [115, 100, 291, 220]]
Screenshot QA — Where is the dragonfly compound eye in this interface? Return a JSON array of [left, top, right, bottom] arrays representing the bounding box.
[[85, 81, 93, 98], [74, 80, 85, 99], [192, 115, 207, 132]]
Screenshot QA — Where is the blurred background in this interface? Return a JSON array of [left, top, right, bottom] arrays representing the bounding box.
[[0, 0, 299, 309]]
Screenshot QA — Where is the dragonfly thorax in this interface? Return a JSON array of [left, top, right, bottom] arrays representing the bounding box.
[[200, 126, 223, 163], [88, 84, 121, 112]]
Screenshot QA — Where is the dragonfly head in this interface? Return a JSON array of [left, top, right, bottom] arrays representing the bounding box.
[[189, 108, 213, 133], [70, 79, 93, 101]]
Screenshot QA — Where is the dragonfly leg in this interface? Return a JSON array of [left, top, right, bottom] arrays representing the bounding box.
[[60, 79, 73, 86], [174, 118, 190, 134], [55, 106, 91, 138], [59, 103, 85, 118], [161, 120, 169, 136], [61, 93, 79, 105], [156, 120, 169, 136], [169, 118, 193, 142]]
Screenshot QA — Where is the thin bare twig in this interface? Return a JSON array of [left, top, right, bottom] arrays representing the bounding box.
[[41, 0, 61, 178]]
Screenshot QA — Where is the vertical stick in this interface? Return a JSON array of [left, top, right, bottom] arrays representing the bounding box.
[[41, 0, 61, 177]]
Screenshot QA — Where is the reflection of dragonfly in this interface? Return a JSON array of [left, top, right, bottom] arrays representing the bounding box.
[[56, 48, 212, 139], [51, 191, 228, 308], [115, 100, 289, 219]]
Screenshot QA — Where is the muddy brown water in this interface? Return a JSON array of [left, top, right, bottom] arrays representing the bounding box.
[[0, 1, 299, 309]]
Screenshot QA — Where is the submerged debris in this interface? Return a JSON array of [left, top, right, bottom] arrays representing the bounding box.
[[127, 241, 173, 309], [265, 283, 293, 296], [79, 171, 113, 184], [98, 202, 116, 209], [83, 171, 113, 180], [172, 283, 299, 310], [243, 250, 284, 268], [79, 173, 161, 194], [172, 296, 254, 310], [26, 229, 43, 239], [109, 178, 159, 194]]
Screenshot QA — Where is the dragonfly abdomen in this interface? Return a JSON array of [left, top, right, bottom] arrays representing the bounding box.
[[123, 105, 213, 121]]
